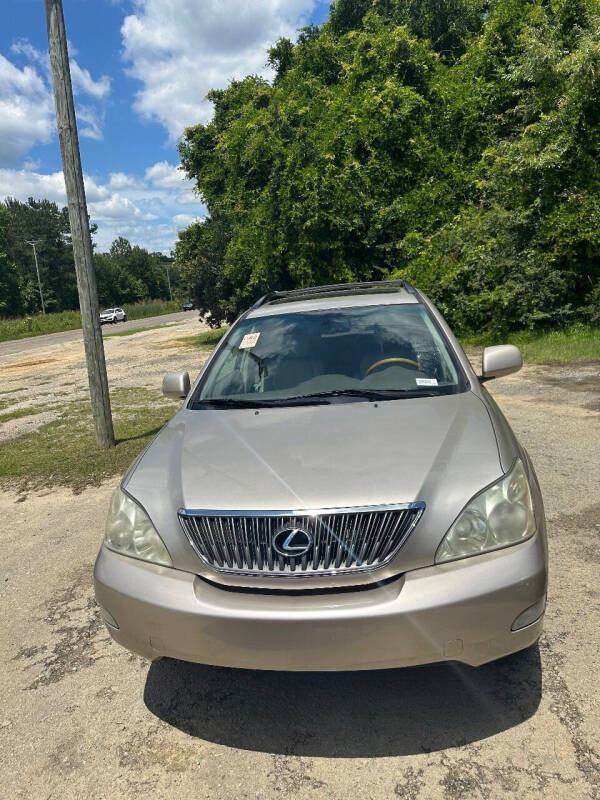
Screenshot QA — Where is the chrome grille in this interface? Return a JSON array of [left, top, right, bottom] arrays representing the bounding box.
[[178, 503, 424, 578]]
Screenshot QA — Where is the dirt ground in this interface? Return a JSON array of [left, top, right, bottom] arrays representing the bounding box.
[[0, 322, 599, 800], [0, 315, 207, 444]]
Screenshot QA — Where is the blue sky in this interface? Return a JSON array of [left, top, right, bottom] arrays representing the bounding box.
[[0, 0, 329, 252]]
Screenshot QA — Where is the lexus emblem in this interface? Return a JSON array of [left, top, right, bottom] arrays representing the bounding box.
[[272, 527, 313, 558]]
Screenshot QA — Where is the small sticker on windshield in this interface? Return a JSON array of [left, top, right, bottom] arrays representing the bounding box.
[[240, 332, 260, 349], [416, 378, 438, 386]]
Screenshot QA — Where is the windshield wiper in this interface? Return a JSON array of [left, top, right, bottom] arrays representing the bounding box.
[[192, 388, 438, 410], [279, 388, 439, 403], [192, 398, 269, 409], [192, 396, 330, 409]]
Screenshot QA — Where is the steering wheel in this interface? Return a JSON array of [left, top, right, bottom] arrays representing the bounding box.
[[364, 356, 420, 377]]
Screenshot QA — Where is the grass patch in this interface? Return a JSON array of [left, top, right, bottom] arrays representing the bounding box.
[[126, 300, 181, 321], [0, 387, 178, 492], [176, 326, 228, 348], [461, 324, 600, 364], [105, 322, 178, 338], [0, 300, 182, 343], [0, 310, 82, 342], [0, 405, 50, 424]]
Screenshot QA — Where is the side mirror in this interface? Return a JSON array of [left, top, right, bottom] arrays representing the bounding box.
[[481, 345, 522, 382], [162, 370, 190, 400]]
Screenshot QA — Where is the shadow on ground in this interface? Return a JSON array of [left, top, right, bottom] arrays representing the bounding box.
[[144, 645, 541, 757], [116, 425, 163, 445]]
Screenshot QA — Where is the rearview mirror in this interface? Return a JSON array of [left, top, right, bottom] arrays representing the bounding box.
[[481, 345, 522, 382], [162, 370, 191, 400]]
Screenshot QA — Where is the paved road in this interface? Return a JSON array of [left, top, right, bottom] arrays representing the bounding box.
[[0, 310, 193, 357]]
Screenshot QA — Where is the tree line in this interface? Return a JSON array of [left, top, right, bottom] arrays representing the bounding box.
[[175, 0, 600, 333], [0, 197, 182, 318]]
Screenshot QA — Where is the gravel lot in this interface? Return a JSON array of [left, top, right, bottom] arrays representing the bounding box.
[[0, 323, 599, 800]]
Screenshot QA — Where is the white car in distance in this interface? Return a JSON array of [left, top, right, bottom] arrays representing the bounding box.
[[100, 308, 127, 325]]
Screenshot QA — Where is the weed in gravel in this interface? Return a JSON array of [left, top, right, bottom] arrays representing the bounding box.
[[176, 327, 228, 349], [0, 387, 178, 491]]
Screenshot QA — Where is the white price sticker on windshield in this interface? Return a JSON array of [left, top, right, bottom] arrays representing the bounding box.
[[416, 378, 438, 386], [239, 332, 260, 349]]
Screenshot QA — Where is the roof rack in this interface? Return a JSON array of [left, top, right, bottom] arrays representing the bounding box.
[[250, 279, 418, 311]]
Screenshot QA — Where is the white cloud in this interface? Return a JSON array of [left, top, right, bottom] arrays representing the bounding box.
[[0, 41, 111, 161], [0, 167, 68, 203], [122, 0, 318, 140], [77, 105, 104, 140], [0, 54, 54, 162], [69, 61, 111, 99], [173, 212, 201, 228], [91, 193, 156, 222], [145, 160, 188, 188], [22, 157, 41, 170], [0, 165, 206, 253], [11, 39, 111, 99], [10, 40, 47, 66], [108, 172, 143, 189]]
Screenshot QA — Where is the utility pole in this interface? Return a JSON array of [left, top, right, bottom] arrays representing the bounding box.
[[165, 261, 173, 301], [25, 240, 46, 314], [45, 0, 114, 448]]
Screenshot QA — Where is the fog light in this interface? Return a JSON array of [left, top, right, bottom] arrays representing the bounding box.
[[511, 596, 546, 631]]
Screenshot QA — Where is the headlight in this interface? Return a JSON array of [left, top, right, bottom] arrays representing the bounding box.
[[104, 488, 172, 567], [436, 459, 535, 563]]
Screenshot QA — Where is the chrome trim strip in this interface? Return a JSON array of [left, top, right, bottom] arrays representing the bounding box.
[[178, 501, 425, 517]]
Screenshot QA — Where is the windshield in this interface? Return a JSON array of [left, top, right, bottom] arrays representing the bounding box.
[[191, 304, 467, 408], [102, 309, 114, 314]]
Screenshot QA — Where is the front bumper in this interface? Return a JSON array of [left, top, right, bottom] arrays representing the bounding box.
[[94, 533, 547, 671]]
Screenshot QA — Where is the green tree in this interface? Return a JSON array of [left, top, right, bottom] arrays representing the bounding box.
[[0, 206, 22, 316], [95, 238, 173, 305], [0, 197, 76, 314], [174, 216, 232, 326], [176, 0, 600, 332], [402, 0, 600, 331], [179, 13, 442, 320]]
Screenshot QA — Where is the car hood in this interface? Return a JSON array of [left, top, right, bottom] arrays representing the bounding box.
[[129, 391, 503, 510], [125, 391, 507, 574]]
